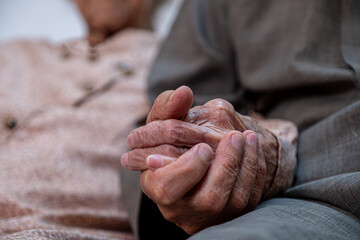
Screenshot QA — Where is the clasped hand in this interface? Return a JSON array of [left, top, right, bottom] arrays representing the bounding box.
[[121, 86, 278, 234]]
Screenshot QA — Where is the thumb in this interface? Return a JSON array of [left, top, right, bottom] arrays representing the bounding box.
[[146, 85, 193, 124]]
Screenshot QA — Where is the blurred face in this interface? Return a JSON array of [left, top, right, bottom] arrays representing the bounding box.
[[75, 0, 143, 46]]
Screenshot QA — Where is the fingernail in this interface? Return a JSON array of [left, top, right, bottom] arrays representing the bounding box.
[[231, 133, 243, 147], [147, 155, 163, 170], [247, 133, 257, 146], [121, 153, 128, 167], [197, 144, 212, 160]]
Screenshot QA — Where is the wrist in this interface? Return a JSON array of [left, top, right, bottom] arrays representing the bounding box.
[[234, 113, 297, 199], [259, 119, 298, 198], [260, 129, 279, 197], [264, 136, 297, 198]]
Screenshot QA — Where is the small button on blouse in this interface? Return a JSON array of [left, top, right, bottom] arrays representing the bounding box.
[[5, 117, 17, 130]]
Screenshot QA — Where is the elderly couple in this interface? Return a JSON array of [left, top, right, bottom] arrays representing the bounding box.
[[120, 0, 360, 239]]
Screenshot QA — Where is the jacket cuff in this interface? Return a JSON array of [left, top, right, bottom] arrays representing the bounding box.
[[265, 136, 297, 198]]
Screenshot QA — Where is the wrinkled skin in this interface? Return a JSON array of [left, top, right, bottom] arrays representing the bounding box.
[[121, 86, 278, 234], [76, 0, 142, 46]]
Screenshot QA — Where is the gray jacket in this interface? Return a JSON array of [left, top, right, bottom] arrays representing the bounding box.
[[121, 1, 360, 239]]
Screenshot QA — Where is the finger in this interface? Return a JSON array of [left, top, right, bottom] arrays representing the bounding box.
[[146, 86, 193, 124], [203, 98, 235, 113], [146, 154, 177, 171], [127, 119, 223, 149], [190, 131, 245, 213], [141, 143, 213, 205], [228, 131, 259, 210], [184, 99, 237, 130], [121, 144, 187, 171], [244, 142, 266, 210]]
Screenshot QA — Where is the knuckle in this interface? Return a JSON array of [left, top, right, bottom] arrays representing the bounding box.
[[197, 192, 225, 214], [164, 120, 184, 143], [212, 110, 230, 124], [205, 99, 236, 127], [129, 127, 149, 147], [149, 183, 173, 206], [161, 210, 177, 223], [221, 153, 239, 177], [182, 224, 200, 235], [243, 157, 258, 175], [124, 152, 138, 169], [230, 189, 248, 210], [207, 99, 234, 111]]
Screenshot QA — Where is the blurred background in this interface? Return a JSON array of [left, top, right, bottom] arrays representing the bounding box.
[[0, 0, 183, 44], [0, 1, 184, 238]]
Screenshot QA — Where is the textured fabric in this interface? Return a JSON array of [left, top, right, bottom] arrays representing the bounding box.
[[148, 0, 360, 129], [0, 29, 159, 239], [189, 198, 360, 240], [284, 100, 360, 218], [126, 0, 360, 239]]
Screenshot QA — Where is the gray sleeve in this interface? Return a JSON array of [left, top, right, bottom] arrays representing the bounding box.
[[148, 0, 244, 109]]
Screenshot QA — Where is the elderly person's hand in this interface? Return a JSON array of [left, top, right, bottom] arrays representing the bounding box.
[[121, 86, 280, 234], [75, 0, 143, 46]]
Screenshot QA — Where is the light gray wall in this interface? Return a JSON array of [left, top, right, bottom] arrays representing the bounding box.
[[0, 0, 86, 43]]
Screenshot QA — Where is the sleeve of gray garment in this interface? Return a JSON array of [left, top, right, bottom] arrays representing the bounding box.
[[148, 0, 244, 109]]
